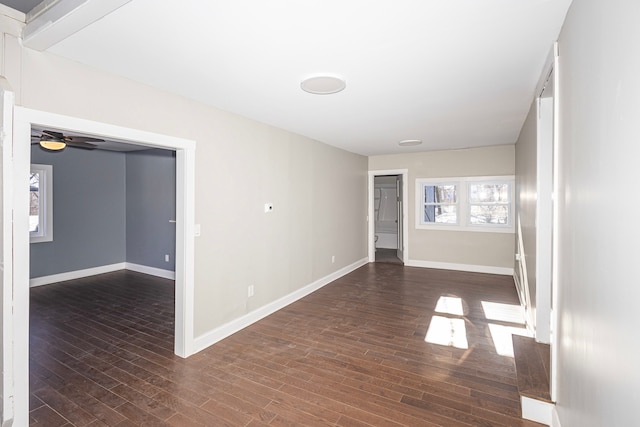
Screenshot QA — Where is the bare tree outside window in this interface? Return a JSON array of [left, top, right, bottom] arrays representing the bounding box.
[[423, 184, 457, 224], [30, 164, 53, 242], [469, 183, 510, 225], [30, 171, 40, 232]]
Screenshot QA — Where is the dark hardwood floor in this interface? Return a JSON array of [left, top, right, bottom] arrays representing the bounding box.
[[374, 248, 403, 265], [29, 264, 543, 426]]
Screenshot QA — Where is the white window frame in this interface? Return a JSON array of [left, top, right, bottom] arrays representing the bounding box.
[[416, 175, 514, 233], [419, 181, 460, 226], [30, 164, 53, 243], [467, 180, 513, 229]]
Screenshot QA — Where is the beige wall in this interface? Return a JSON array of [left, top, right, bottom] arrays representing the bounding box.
[[514, 102, 538, 320], [554, 0, 640, 425], [1, 15, 367, 339], [369, 145, 515, 271]]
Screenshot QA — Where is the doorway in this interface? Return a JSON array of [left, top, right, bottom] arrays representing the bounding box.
[[368, 169, 408, 264], [534, 43, 559, 403], [11, 107, 196, 423]]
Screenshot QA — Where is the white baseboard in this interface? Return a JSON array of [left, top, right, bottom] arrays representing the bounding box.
[[125, 263, 175, 280], [30, 262, 176, 287], [551, 406, 562, 427], [192, 257, 369, 355], [522, 396, 555, 426], [405, 259, 514, 276], [29, 263, 126, 287]]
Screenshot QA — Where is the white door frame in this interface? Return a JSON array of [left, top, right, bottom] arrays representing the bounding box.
[[550, 43, 560, 403], [0, 77, 15, 425], [368, 169, 409, 262], [535, 88, 554, 344], [534, 43, 560, 402], [12, 108, 196, 425]]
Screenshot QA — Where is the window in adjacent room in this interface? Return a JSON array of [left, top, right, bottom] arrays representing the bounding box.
[[421, 183, 458, 224], [30, 164, 53, 243], [468, 181, 512, 226], [416, 176, 514, 232]]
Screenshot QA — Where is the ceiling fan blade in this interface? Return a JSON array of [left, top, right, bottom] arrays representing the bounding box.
[[65, 141, 97, 149], [42, 130, 64, 140], [66, 136, 104, 143]]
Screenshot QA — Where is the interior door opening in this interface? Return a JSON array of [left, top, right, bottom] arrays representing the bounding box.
[[373, 175, 402, 264], [10, 107, 196, 425], [368, 169, 408, 265]]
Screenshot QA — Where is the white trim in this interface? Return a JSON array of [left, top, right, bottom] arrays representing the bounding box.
[[550, 40, 561, 403], [12, 108, 31, 427], [405, 259, 514, 276], [516, 214, 535, 335], [368, 169, 409, 263], [29, 163, 53, 243], [0, 3, 26, 21], [29, 262, 125, 287], [125, 263, 175, 280], [551, 405, 562, 427], [521, 396, 554, 426], [535, 94, 553, 344], [192, 257, 369, 355], [416, 175, 515, 233], [0, 76, 16, 426], [30, 263, 176, 287], [23, 0, 133, 51]]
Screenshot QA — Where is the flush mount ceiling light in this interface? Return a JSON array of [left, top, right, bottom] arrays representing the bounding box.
[[39, 138, 67, 151], [398, 139, 423, 147], [300, 75, 346, 95]]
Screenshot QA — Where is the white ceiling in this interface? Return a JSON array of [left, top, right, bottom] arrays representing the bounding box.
[[18, 0, 572, 156]]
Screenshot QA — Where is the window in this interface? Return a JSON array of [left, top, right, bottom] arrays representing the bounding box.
[[30, 164, 53, 243], [468, 182, 511, 226], [416, 176, 514, 233], [422, 183, 458, 224]]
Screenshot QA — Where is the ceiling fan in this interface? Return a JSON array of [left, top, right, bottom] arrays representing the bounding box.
[[32, 130, 105, 151]]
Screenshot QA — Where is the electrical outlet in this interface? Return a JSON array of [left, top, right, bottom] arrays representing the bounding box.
[[164, 254, 170, 262], [331, 255, 335, 263], [248, 285, 254, 297]]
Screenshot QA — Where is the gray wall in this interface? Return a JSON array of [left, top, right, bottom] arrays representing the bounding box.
[[30, 146, 176, 278], [554, 0, 640, 425], [30, 145, 126, 277], [126, 149, 176, 270]]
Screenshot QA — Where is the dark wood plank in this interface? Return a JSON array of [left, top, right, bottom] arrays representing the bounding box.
[[30, 266, 545, 426], [513, 335, 552, 402]]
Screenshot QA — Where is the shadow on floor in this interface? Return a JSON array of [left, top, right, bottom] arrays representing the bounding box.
[[375, 248, 403, 264]]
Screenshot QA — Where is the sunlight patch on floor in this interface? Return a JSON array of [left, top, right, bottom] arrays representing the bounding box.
[[481, 301, 526, 324], [488, 323, 531, 357], [425, 315, 468, 349], [434, 296, 464, 316]]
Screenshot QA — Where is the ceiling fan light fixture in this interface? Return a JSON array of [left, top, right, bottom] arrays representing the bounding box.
[[398, 139, 422, 147], [301, 75, 346, 95], [39, 139, 66, 151]]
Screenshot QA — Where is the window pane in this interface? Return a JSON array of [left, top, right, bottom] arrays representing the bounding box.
[[470, 204, 509, 225], [424, 185, 457, 204], [30, 172, 40, 232], [469, 183, 509, 203], [424, 205, 457, 224]]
